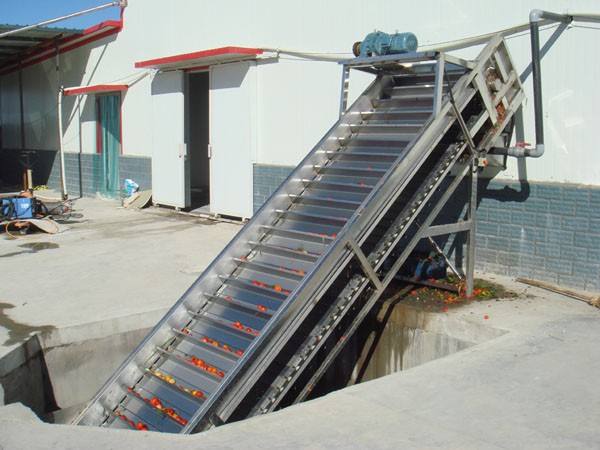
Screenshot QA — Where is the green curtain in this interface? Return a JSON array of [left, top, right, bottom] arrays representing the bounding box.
[[98, 94, 120, 197]]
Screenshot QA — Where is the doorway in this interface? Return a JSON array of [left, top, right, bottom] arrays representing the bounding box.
[[186, 72, 210, 212], [95, 94, 121, 197]]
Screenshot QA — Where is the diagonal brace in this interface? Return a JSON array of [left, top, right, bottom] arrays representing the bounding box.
[[444, 71, 478, 154], [346, 239, 383, 291]]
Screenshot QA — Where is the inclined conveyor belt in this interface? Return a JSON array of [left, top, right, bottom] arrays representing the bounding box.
[[74, 36, 524, 433]]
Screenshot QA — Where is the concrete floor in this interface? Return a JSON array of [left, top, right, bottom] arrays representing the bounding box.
[[0, 197, 240, 358], [1, 198, 599, 449]]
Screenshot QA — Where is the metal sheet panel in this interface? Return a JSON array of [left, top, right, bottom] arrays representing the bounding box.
[[209, 61, 256, 218], [150, 71, 189, 208]]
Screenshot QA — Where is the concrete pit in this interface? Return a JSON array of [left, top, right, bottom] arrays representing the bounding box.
[[0, 284, 509, 425]]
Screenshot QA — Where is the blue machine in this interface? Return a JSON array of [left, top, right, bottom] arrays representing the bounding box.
[[1, 197, 34, 220], [353, 31, 418, 58], [414, 256, 447, 280]]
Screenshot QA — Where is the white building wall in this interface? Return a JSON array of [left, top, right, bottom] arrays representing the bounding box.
[[1, 0, 599, 185]]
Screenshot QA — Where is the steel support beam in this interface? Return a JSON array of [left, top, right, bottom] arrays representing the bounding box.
[[465, 161, 478, 296], [446, 71, 478, 154], [433, 53, 445, 116], [426, 236, 463, 280], [444, 53, 475, 69], [294, 162, 472, 405], [346, 239, 383, 291], [422, 220, 472, 237]]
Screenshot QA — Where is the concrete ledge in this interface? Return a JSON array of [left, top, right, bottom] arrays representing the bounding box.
[[0, 403, 41, 424], [38, 307, 168, 349]]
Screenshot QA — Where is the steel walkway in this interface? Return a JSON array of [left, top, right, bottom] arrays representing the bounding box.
[[74, 35, 524, 433]]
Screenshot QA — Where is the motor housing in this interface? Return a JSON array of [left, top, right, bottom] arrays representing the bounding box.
[[353, 31, 418, 57]]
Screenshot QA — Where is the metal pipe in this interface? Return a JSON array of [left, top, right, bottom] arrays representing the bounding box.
[[493, 9, 577, 158], [57, 87, 68, 199], [0, 1, 125, 39], [570, 13, 600, 23], [18, 65, 25, 149], [419, 11, 600, 53], [259, 47, 348, 62], [524, 10, 571, 157], [529, 9, 571, 24], [527, 19, 544, 157], [262, 13, 600, 62], [55, 40, 68, 200]]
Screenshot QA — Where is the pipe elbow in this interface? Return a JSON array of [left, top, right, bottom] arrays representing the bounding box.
[[526, 143, 544, 158], [506, 146, 526, 158], [490, 143, 545, 158], [529, 9, 545, 23]]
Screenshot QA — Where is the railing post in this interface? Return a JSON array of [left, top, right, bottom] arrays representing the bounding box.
[[465, 159, 478, 297], [339, 65, 350, 117], [433, 53, 445, 116]]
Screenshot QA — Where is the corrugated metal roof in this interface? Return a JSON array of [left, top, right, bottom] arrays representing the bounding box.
[[0, 24, 83, 69], [0, 20, 122, 74]]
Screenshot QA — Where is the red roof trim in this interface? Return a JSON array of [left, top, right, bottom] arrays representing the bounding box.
[[0, 20, 123, 76], [59, 25, 121, 56], [81, 20, 123, 36], [63, 84, 128, 96], [134, 46, 263, 69]]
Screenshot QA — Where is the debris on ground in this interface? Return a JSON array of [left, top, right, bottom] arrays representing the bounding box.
[[123, 178, 139, 197], [123, 190, 152, 209], [122, 180, 152, 210], [402, 276, 518, 313], [1, 191, 73, 237]]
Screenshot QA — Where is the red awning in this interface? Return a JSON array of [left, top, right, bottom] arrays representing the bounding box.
[[134, 46, 263, 71], [63, 84, 128, 96]]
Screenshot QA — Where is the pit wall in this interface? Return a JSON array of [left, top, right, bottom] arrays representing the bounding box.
[[0, 309, 165, 423], [253, 164, 600, 292], [303, 295, 506, 399], [348, 300, 506, 383]]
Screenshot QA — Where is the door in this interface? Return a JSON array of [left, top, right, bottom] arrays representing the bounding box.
[[186, 72, 210, 210], [96, 94, 121, 197], [209, 61, 256, 218], [151, 71, 189, 208]]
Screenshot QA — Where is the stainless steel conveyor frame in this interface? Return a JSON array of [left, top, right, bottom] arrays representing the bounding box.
[[73, 35, 525, 433]]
